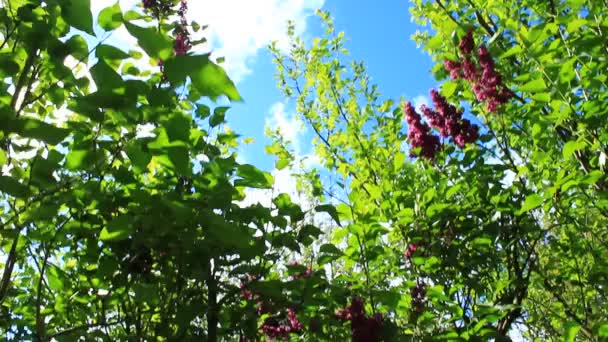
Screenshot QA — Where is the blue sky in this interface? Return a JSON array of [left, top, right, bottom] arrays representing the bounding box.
[[229, 0, 437, 171]]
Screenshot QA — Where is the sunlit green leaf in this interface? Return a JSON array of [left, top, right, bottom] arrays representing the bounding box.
[[100, 215, 132, 241], [519, 194, 543, 214], [519, 78, 547, 93], [98, 2, 122, 31]]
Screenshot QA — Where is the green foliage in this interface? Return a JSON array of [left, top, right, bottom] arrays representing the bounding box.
[[0, 1, 322, 340], [268, 2, 608, 340], [1, 0, 607, 340], [98, 2, 123, 32]]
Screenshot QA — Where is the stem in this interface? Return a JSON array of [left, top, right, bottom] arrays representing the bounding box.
[[48, 321, 122, 339], [0, 234, 19, 303], [10, 46, 37, 111], [34, 216, 72, 340], [206, 258, 218, 342]]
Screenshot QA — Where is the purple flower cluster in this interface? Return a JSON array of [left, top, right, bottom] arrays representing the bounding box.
[[173, 0, 191, 55], [404, 243, 418, 259], [240, 273, 304, 340], [411, 282, 427, 314], [336, 297, 384, 342], [428, 89, 479, 148], [142, 0, 191, 56], [404, 90, 478, 159], [404, 102, 442, 159], [261, 308, 303, 340], [444, 30, 513, 112], [288, 261, 313, 280]]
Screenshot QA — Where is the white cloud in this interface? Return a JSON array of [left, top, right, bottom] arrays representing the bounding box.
[[239, 167, 301, 208], [91, 0, 325, 82], [186, 0, 325, 82], [239, 101, 323, 212], [265, 102, 306, 154], [412, 94, 429, 111]]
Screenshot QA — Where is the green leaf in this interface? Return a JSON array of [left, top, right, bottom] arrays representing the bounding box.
[[16, 118, 69, 145], [315, 204, 342, 227], [98, 2, 122, 31], [90, 60, 123, 89], [519, 78, 547, 93], [60, 0, 94, 35], [441, 80, 458, 97], [65, 35, 89, 61], [123, 10, 144, 21], [564, 321, 581, 342], [235, 164, 273, 189], [47, 266, 65, 291], [531, 93, 551, 102], [126, 145, 151, 174], [273, 193, 304, 222], [0, 176, 30, 198], [599, 323, 608, 337], [210, 106, 229, 127], [167, 146, 190, 175], [164, 55, 242, 101], [96, 44, 129, 61], [298, 224, 322, 245], [0, 149, 6, 166], [319, 243, 342, 255], [500, 45, 523, 58], [166, 113, 191, 143], [276, 158, 290, 170], [124, 21, 173, 60], [100, 215, 132, 241], [65, 150, 94, 170], [519, 194, 543, 214], [560, 59, 577, 83], [196, 104, 211, 119], [562, 140, 586, 160], [0, 53, 20, 76]]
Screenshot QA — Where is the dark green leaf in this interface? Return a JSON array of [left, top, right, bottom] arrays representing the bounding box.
[[65, 35, 89, 62], [91, 64, 123, 92], [273, 193, 304, 222], [210, 106, 229, 127], [164, 55, 242, 101], [315, 204, 342, 226], [100, 215, 132, 241], [124, 21, 173, 60], [319, 243, 342, 254], [60, 0, 94, 35], [16, 118, 69, 145], [196, 104, 211, 119], [0, 176, 30, 198], [166, 113, 191, 143], [235, 164, 273, 189], [96, 45, 130, 61]]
